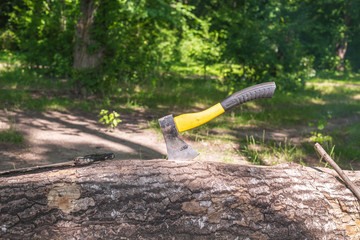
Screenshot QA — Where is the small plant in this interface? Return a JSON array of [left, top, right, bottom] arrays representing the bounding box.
[[309, 111, 333, 149], [309, 132, 333, 146], [98, 109, 122, 131]]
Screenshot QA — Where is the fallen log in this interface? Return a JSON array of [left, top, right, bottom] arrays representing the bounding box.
[[1, 160, 360, 239]]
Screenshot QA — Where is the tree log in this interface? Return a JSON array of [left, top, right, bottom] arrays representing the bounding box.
[[1, 160, 360, 239]]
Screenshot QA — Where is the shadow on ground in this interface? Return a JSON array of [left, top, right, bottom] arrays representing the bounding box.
[[0, 110, 166, 171]]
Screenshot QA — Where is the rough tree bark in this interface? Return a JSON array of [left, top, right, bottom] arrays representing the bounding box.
[[1, 160, 360, 239]]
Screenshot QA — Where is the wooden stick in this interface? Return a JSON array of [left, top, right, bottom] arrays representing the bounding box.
[[0, 153, 115, 176], [314, 142, 360, 201]]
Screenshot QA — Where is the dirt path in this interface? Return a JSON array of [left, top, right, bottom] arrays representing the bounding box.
[[0, 110, 166, 171], [0, 110, 249, 171]]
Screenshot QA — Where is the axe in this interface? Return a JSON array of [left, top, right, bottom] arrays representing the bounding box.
[[158, 82, 276, 160]]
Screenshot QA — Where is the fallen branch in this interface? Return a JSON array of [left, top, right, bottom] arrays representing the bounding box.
[[0, 153, 115, 176], [314, 142, 360, 201]]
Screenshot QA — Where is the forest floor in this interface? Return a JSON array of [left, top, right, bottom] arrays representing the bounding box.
[[0, 109, 251, 172], [1, 55, 359, 171], [1, 108, 359, 172]]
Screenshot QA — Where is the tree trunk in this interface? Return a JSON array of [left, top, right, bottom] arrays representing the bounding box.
[[73, 0, 103, 70], [1, 160, 360, 239], [336, 5, 351, 72], [336, 38, 348, 72]]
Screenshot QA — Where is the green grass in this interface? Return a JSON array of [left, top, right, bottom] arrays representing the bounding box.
[[0, 64, 99, 112], [329, 122, 360, 165], [0, 128, 23, 143], [240, 134, 305, 166], [0, 52, 229, 113], [1, 51, 359, 168], [170, 62, 245, 81]]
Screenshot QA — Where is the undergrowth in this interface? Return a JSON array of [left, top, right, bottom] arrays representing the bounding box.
[[240, 132, 305, 166]]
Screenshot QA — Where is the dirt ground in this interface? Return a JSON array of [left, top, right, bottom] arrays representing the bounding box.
[[0, 109, 251, 172], [0, 109, 358, 172]]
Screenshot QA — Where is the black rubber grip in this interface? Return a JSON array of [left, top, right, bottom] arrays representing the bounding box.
[[220, 82, 276, 111]]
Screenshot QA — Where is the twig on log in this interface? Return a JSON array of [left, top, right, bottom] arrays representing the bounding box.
[[314, 142, 360, 201], [0, 153, 115, 176]]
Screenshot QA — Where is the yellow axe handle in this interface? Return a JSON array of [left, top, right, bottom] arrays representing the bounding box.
[[173, 82, 276, 133], [174, 103, 225, 133]]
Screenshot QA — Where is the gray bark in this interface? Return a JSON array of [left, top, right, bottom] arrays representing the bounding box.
[[1, 160, 360, 239]]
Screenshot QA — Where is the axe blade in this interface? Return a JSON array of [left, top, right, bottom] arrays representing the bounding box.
[[158, 115, 199, 160]]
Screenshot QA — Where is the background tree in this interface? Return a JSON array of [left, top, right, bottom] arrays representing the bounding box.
[[1, 0, 359, 92], [4, 0, 77, 76], [299, 0, 360, 72], [73, 0, 102, 70]]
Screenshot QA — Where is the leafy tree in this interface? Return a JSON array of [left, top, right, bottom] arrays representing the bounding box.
[[0, 0, 24, 50], [298, 0, 360, 71], [78, 0, 219, 92], [188, 0, 310, 90], [177, 4, 224, 79], [3, 0, 359, 94], [7, 0, 78, 76]]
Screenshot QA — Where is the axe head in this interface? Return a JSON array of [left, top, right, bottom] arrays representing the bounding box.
[[158, 115, 199, 160]]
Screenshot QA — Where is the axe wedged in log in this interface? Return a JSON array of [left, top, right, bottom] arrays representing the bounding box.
[[158, 82, 276, 160]]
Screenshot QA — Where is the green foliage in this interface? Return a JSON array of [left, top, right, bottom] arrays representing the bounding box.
[[178, 12, 224, 78], [0, 29, 18, 50], [6, 0, 78, 77], [309, 111, 334, 149], [310, 132, 333, 145], [331, 122, 360, 163], [1, 0, 360, 93], [98, 109, 122, 130], [210, 0, 312, 90], [299, 0, 360, 71], [70, 0, 203, 92]]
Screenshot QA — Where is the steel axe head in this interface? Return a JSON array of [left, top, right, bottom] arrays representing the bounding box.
[[158, 115, 199, 161]]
